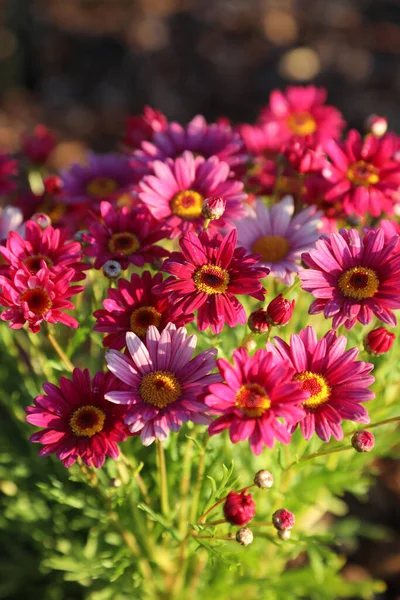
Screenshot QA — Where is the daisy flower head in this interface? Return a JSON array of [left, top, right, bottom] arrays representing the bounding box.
[[0, 263, 83, 333], [156, 228, 268, 334], [323, 130, 400, 217], [137, 151, 246, 238], [266, 326, 375, 442], [105, 324, 220, 446], [26, 369, 128, 468], [94, 271, 195, 350], [205, 347, 307, 455], [258, 85, 345, 145], [299, 228, 400, 329], [235, 196, 322, 285], [122, 106, 168, 150], [84, 202, 169, 270]]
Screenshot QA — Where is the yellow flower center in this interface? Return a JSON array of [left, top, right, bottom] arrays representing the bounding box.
[[338, 266, 379, 300], [69, 405, 106, 437], [294, 371, 331, 409], [20, 287, 52, 315], [108, 232, 140, 255], [23, 254, 53, 274], [193, 264, 230, 294], [130, 306, 162, 338], [140, 371, 181, 408], [287, 112, 317, 136], [86, 177, 119, 198], [236, 383, 271, 417], [171, 190, 204, 220], [347, 161, 379, 187], [252, 235, 290, 263]]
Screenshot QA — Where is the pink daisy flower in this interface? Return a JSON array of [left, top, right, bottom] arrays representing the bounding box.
[[0, 220, 87, 281], [266, 326, 375, 442], [299, 228, 400, 329], [155, 228, 268, 334], [61, 153, 139, 205], [235, 196, 322, 285], [105, 324, 220, 446], [0, 263, 83, 333], [323, 130, 400, 217], [94, 271, 194, 350], [84, 202, 168, 270], [26, 369, 128, 468], [205, 347, 307, 455], [137, 151, 246, 238], [379, 219, 400, 242]]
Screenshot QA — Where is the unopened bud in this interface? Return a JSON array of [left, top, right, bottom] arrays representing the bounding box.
[[351, 430, 375, 453], [110, 477, 122, 487], [248, 308, 270, 334], [31, 213, 51, 229], [202, 196, 226, 220], [103, 260, 122, 280], [278, 529, 291, 541], [366, 115, 388, 138], [236, 527, 253, 546], [254, 470, 274, 489], [272, 508, 295, 531], [223, 490, 256, 526], [364, 327, 395, 356], [43, 175, 63, 195], [266, 294, 294, 327]]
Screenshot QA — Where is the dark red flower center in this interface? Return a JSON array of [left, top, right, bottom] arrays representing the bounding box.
[[70, 405, 106, 437], [294, 371, 330, 409], [20, 287, 52, 315], [193, 264, 230, 294], [130, 305, 162, 337], [347, 160, 379, 187], [338, 266, 379, 299], [108, 232, 140, 255], [236, 383, 271, 417], [23, 254, 53, 274]]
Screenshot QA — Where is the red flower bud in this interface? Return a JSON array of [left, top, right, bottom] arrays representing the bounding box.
[[266, 294, 294, 327], [272, 508, 295, 531], [21, 125, 56, 164], [365, 115, 388, 138], [202, 196, 226, 220], [248, 308, 270, 334], [223, 491, 256, 526], [364, 327, 395, 355], [43, 175, 63, 196], [30, 213, 51, 229], [351, 430, 375, 453]]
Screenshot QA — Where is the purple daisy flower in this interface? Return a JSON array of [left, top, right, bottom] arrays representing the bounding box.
[[105, 324, 221, 446], [235, 196, 322, 285], [267, 326, 375, 442], [137, 151, 246, 238], [299, 228, 400, 329]]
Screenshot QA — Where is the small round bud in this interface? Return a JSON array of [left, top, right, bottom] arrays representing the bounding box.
[[364, 327, 395, 356], [266, 294, 294, 327], [241, 337, 257, 353], [31, 212, 51, 229], [248, 308, 270, 334], [278, 529, 291, 541], [254, 470, 274, 489], [366, 115, 388, 138], [272, 508, 295, 531], [43, 175, 63, 195], [346, 214, 361, 227], [103, 260, 122, 280], [351, 430, 375, 453], [236, 527, 253, 546], [202, 196, 226, 220], [223, 490, 256, 526], [110, 477, 122, 488]]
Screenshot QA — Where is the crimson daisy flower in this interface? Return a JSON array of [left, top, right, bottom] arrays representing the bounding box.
[[26, 369, 128, 468], [205, 347, 307, 455], [299, 228, 400, 329], [0, 220, 88, 281], [266, 327, 375, 442], [94, 271, 195, 350], [155, 228, 268, 334], [84, 202, 169, 270], [0, 263, 83, 333], [323, 130, 400, 217]]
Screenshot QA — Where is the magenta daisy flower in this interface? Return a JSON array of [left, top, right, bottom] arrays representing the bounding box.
[[122, 106, 168, 150], [155, 228, 268, 334], [266, 327, 375, 442], [0, 263, 83, 332], [105, 324, 220, 446], [84, 202, 168, 270], [205, 347, 307, 455], [258, 86, 345, 145], [94, 271, 194, 350], [26, 369, 128, 468], [235, 196, 322, 285], [137, 151, 246, 238], [299, 228, 400, 329], [323, 130, 400, 217], [61, 153, 139, 205]]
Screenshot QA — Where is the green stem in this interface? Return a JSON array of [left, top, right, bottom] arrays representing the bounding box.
[[189, 434, 209, 523], [285, 445, 352, 471], [46, 330, 74, 372], [362, 416, 400, 431], [178, 436, 194, 537], [282, 278, 301, 297], [191, 532, 234, 542], [156, 439, 170, 517]]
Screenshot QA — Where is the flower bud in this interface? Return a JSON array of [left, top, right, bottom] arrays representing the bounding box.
[[278, 529, 291, 541], [364, 327, 395, 356], [236, 527, 253, 546], [223, 490, 256, 526], [248, 308, 270, 334], [266, 294, 294, 327], [30, 213, 51, 229], [103, 260, 122, 280], [272, 508, 295, 531], [254, 470, 274, 489], [110, 477, 122, 487], [366, 115, 388, 138], [21, 125, 56, 164], [202, 196, 226, 220], [351, 430, 375, 453], [43, 175, 63, 195]]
